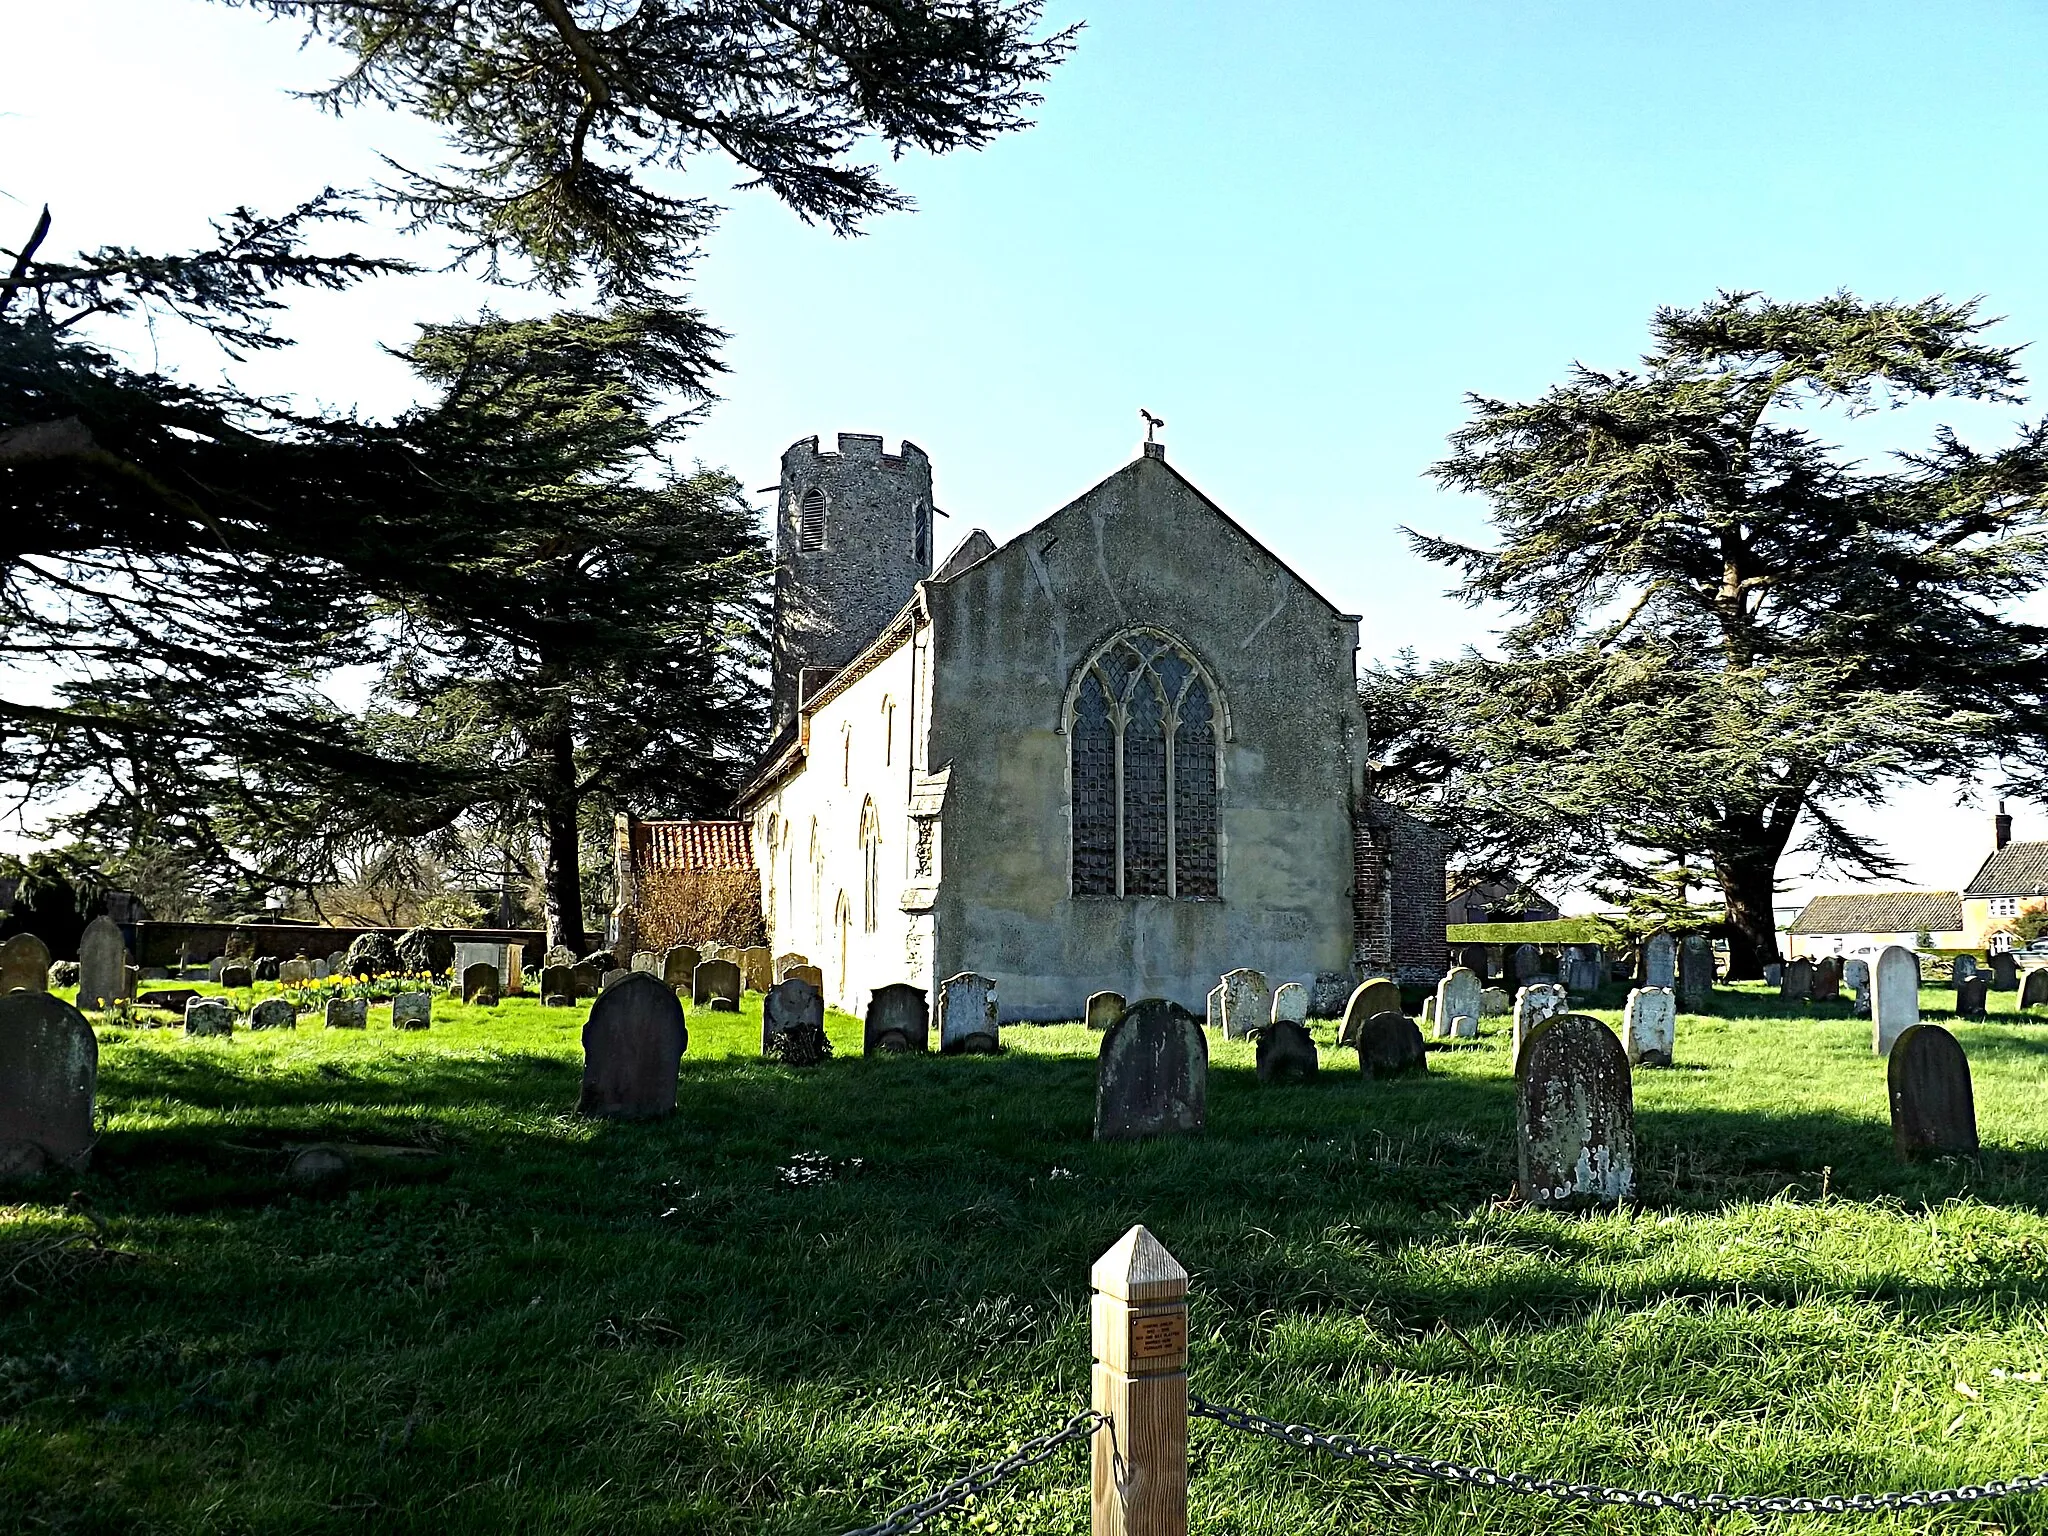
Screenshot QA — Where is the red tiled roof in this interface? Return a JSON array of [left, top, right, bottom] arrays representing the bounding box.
[[633, 820, 756, 872]]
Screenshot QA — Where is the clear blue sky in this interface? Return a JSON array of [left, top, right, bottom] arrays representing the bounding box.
[[5, 0, 2046, 902]]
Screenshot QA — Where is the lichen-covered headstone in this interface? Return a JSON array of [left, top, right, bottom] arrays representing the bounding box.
[[1353, 1011, 1428, 1079], [691, 958, 742, 1009], [1780, 958, 1813, 1002], [1433, 968, 1482, 1040], [773, 952, 811, 984], [1479, 986, 1510, 1018], [392, 992, 432, 1030], [279, 958, 312, 985], [1255, 1019, 1319, 1083], [1643, 932, 1676, 989], [1990, 950, 2019, 993], [324, 997, 368, 1029], [543, 944, 577, 970], [631, 950, 660, 973], [578, 970, 687, 1119], [1339, 979, 1402, 1046], [865, 983, 929, 1053], [1517, 1013, 1633, 1209], [2022, 968, 2048, 1010], [1086, 990, 1126, 1030], [1888, 1023, 1977, 1161], [0, 934, 51, 994], [938, 972, 999, 1054], [1218, 968, 1270, 1039], [1205, 985, 1222, 1032], [738, 947, 774, 995], [1955, 974, 1989, 1020], [1309, 971, 1353, 1017], [1094, 999, 1206, 1140], [77, 915, 129, 1010], [1511, 983, 1570, 1064], [1845, 958, 1871, 1016], [0, 991, 97, 1176], [1623, 986, 1675, 1067], [1271, 982, 1308, 1026], [185, 997, 234, 1036], [248, 998, 296, 1031], [1873, 944, 1919, 1055], [762, 977, 828, 1062], [462, 962, 500, 1007]]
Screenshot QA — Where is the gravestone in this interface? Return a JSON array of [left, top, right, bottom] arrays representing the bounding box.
[[1678, 936, 1715, 1010], [1353, 1011, 1428, 1079], [48, 961, 77, 988], [248, 998, 296, 1031], [311, 959, 330, 979], [761, 978, 827, 1060], [774, 952, 811, 984], [184, 998, 234, 1037], [692, 958, 742, 1009], [1339, 979, 1403, 1046], [1952, 955, 1980, 982], [631, 950, 660, 973], [540, 965, 573, 1002], [1446, 1013, 1478, 1038], [1509, 944, 1541, 988], [1479, 986, 1511, 1018], [738, 947, 774, 994], [1420, 997, 1436, 1031], [77, 916, 129, 1010], [1562, 946, 1602, 994], [938, 973, 1000, 1054], [324, 997, 368, 1029], [1643, 931, 1676, 989], [138, 988, 201, 1016], [279, 958, 312, 985], [253, 956, 280, 982], [1256, 1019, 1320, 1083], [0, 934, 51, 994], [1094, 999, 1207, 1140], [1845, 958, 1871, 1016], [1457, 944, 1491, 981], [543, 944, 577, 970], [453, 942, 508, 986], [207, 958, 228, 984], [570, 961, 602, 999], [1955, 974, 1989, 1021], [1433, 968, 1482, 1041], [581, 949, 618, 974], [0, 991, 97, 1174], [600, 968, 629, 991], [2022, 968, 2048, 1010], [1812, 956, 1842, 1003], [1873, 944, 1919, 1055], [462, 962, 500, 1006], [1888, 1023, 1978, 1160], [578, 970, 687, 1119], [219, 964, 253, 991], [865, 983, 929, 1053], [1205, 986, 1223, 1032], [1510, 983, 1570, 1063], [1271, 982, 1309, 1026], [1517, 1013, 1634, 1209], [1218, 968, 1270, 1039], [1991, 950, 2019, 992], [393, 992, 432, 1030], [785, 965, 823, 997], [1763, 962, 1783, 988], [1086, 990, 1127, 1030], [1779, 958, 1812, 1001], [1309, 971, 1353, 1017], [1623, 986, 1676, 1067]]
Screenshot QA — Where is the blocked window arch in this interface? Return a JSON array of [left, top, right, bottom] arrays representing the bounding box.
[[799, 486, 827, 551], [859, 799, 880, 932], [1067, 629, 1222, 899]]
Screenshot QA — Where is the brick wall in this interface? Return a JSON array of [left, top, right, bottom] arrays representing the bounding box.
[[1353, 799, 1449, 984]]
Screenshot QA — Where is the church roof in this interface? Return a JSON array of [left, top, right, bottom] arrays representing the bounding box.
[[632, 819, 756, 872]]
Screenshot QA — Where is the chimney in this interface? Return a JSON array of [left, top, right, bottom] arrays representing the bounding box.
[[1996, 801, 2013, 851]]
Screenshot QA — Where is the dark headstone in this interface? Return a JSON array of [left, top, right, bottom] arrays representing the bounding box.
[[218, 964, 253, 991], [248, 998, 296, 1031], [1955, 974, 1989, 1021], [1509, 944, 1541, 989], [1990, 951, 2019, 992], [1888, 1023, 1978, 1160], [661, 945, 701, 990], [540, 964, 573, 1001], [1780, 958, 1812, 1002], [324, 998, 368, 1029], [1457, 944, 1491, 982], [0, 991, 97, 1174], [1338, 979, 1402, 1046], [77, 915, 128, 1010], [1093, 998, 1206, 1140], [577, 971, 687, 1119], [864, 983, 929, 1054], [1952, 955, 1980, 983], [1353, 1010, 1428, 1079], [253, 955, 281, 982], [1255, 1019, 1320, 1083], [136, 988, 203, 1015], [691, 958, 742, 1009], [938, 973, 1000, 1053], [1516, 1013, 1633, 1210], [462, 962, 499, 1006], [762, 977, 828, 1062], [2021, 968, 2048, 1010], [392, 992, 432, 1030], [1812, 956, 1842, 1003], [1677, 936, 1715, 1010], [0, 933, 51, 994], [185, 998, 234, 1036], [570, 961, 602, 999]]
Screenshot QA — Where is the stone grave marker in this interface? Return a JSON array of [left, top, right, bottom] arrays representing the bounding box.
[[938, 973, 1000, 1053], [1446, 1012, 1478, 1038], [739, 947, 774, 994], [761, 977, 827, 1061], [1510, 983, 1570, 1064], [278, 957, 312, 985], [253, 956, 280, 982], [137, 988, 201, 1016], [1623, 986, 1675, 1067], [0, 934, 51, 994], [631, 950, 660, 974], [1517, 1013, 1633, 1209], [774, 952, 811, 984], [543, 944, 577, 970], [1780, 958, 1813, 1001], [1845, 958, 1871, 1016], [2022, 968, 2048, 1010], [1256, 1018, 1319, 1083], [453, 942, 507, 986], [1218, 968, 1270, 1039], [1888, 1023, 1978, 1160], [578, 971, 687, 1119], [77, 916, 129, 1010], [462, 962, 500, 1006], [219, 964, 253, 991], [1643, 931, 1676, 989], [1434, 968, 1482, 1040], [1086, 990, 1126, 1030], [248, 998, 296, 1031], [1457, 944, 1491, 981], [1339, 979, 1403, 1046], [1205, 985, 1223, 1032], [208, 957, 228, 983], [1813, 956, 1842, 1002], [1271, 982, 1309, 1026], [570, 961, 602, 999], [540, 965, 573, 1004], [1678, 935, 1715, 1009], [692, 958, 743, 1010], [1952, 955, 1980, 982], [1353, 1011, 1428, 1079], [785, 964, 824, 996], [1509, 944, 1542, 988], [1309, 971, 1353, 1017], [1991, 950, 2019, 992], [1420, 997, 1436, 1031], [1479, 986, 1511, 1018], [311, 958, 330, 979], [0, 991, 97, 1176], [865, 983, 929, 1053], [393, 992, 432, 1030], [1873, 944, 1919, 1055], [600, 968, 629, 991], [1094, 999, 1206, 1140], [1956, 974, 1989, 1020], [325, 997, 368, 1029], [185, 998, 234, 1037]]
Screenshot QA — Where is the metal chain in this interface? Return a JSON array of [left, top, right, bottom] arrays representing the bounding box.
[[1190, 1395, 2048, 1515], [839, 1410, 1105, 1536]]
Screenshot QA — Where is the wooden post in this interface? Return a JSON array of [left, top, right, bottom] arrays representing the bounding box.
[[1092, 1225, 1188, 1536]]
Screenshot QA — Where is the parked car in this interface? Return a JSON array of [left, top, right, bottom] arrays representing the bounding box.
[[2018, 938, 2048, 960]]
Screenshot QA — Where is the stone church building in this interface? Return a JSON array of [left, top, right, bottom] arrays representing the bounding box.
[[633, 430, 1446, 1020]]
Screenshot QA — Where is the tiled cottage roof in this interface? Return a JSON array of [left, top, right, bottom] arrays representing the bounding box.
[[1789, 890, 1962, 935], [1964, 841, 2048, 898], [632, 820, 756, 873]]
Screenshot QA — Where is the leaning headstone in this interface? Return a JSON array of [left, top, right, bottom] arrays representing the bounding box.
[[1677, 935, 1715, 1010], [1309, 971, 1353, 1018], [0, 934, 52, 994], [1510, 983, 1570, 1063], [247, 998, 296, 1031], [773, 952, 811, 983], [1457, 944, 1491, 981], [938, 973, 1000, 1053], [1218, 968, 1270, 1039], [462, 962, 500, 1006], [1990, 950, 2019, 993], [578, 971, 687, 1119], [1353, 1011, 1428, 1079], [1339, 979, 1403, 1046], [1479, 986, 1511, 1018], [219, 964, 253, 991], [2021, 967, 2048, 1011], [692, 958, 742, 1009], [631, 950, 660, 974], [392, 992, 432, 1031], [324, 997, 368, 1029], [77, 916, 129, 1010], [1205, 986, 1223, 1033], [1955, 974, 1989, 1021], [279, 958, 312, 985], [738, 947, 774, 995], [1517, 1013, 1633, 1209], [570, 961, 603, 999], [1873, 944, 1919, 1055], [184, 998, 234, 1037], [1643, 931, 1676, 989], [1952, 955, 1980, 982], [1094, 999, 1206, 1140], [1509, 944, 1541, 988], [1433, 968, 1482, 1040], [540, 965, 573, 1001], [1780, 958, 1813, 1002], [0, 991, 98, 1174], [761, 977, 828, 1062], [865, 983, 929, 1053], [1845, 958, 1871, 1016], [1888, 1024, 1978, 1160], [1623, 986, 1676, 1067], [1813, 956, 1842, 1003], [1086, 990, 1126, 1030], [1256, 1019, 1320, 1083], [1271, 982, 1309, 1026]]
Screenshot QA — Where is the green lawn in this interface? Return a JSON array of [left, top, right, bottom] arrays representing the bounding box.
[[8, 981, 2048, 1534]]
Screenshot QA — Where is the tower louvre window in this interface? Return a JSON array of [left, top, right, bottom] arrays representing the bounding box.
[[798, 486, 827, 551], [914, 501, 931, 566]]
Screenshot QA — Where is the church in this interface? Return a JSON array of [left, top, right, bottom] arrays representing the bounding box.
[[626, 429, 1447, 1021]]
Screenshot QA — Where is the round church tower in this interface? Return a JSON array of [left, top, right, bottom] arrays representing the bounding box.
[[771, 433, 935, 732]]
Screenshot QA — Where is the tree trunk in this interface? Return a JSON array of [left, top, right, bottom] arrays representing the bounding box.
[[538, 713, 586, 956], [1716, 852, 1781, 980]]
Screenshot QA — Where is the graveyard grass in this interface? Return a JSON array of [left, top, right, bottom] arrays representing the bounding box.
[[12, 985, 2048, 1534]]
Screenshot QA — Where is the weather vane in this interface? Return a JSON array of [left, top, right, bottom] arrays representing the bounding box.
[[1140, 407, 1164, 445]]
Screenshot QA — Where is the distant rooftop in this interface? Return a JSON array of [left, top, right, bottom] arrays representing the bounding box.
[[632, 820, 755, 873], [1964, 841, 2048, 898], [1789, 890, 1963, 935]]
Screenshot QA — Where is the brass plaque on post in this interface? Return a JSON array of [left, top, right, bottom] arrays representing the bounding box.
[[1131, 1311, 1187, 1362]]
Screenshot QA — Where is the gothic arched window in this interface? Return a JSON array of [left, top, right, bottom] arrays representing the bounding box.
[[799, 486, 827, 551], [859, 799, 880, 932], [1069, 632, 1221, 899]]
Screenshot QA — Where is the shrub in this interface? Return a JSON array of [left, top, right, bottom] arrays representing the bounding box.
[[633, 869, 765, 951], [396, 926, 454, 976], [343, 930, 401, 978]]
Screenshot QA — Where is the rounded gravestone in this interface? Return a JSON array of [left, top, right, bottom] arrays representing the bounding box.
[[0, 933, 52, 994], [1271, 982, 1309, 1026], [1433, 968, 1482, 1040], [762, 978, 829, 1064], [1509, 944, 1542, 988], [773, 952, 811, 984], [1872, 944, 1920, 1055], [1642, 931, 1676, 990], [1990, 950, 2020, 992], [1516, 1013, 1633, 1210], [2021, 967, 2048, 1011], [540, 964, 573, 1002], [1217, 968, 1270, 1039], [184, 997, 235, 1037], [1353, 1011, 1427, 1079], [691, 958, 742, 1009], [865, 983, 929, 1053], [1094, 999, 1207, 1140], [570, 961, 602, 999], [938, 973, 999, 1054], [1888, 1023, 1978, 1161], [248, 997, 296, 1031], [77, 916, 128, 1011], [661, 945, 701, 990], [0, 991, 97, 1174], [578, 971, 688, 1119], [462, 962, 500, 1007], [1255, 1019, 1319, 1083], [1811, 956, 1842, 1002], [1955, 974, 1989, 1021], [1457, 944, 1491, 982], [1338, 979, 1402, 1047], [1085, 990, 1127, 1031], [738, 947, 774, 995], [1780, 958, 1813, 1002], [218, 964, 253, 991]]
